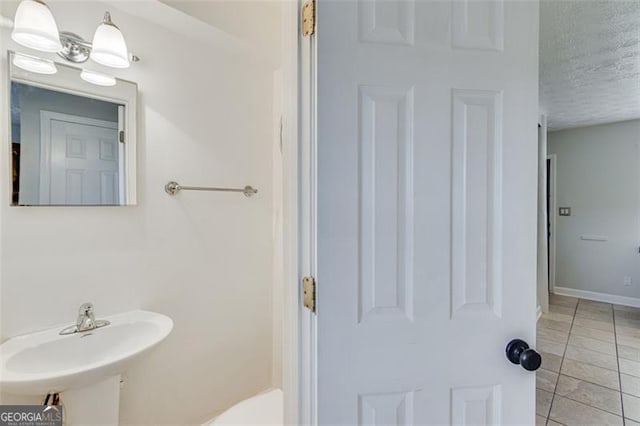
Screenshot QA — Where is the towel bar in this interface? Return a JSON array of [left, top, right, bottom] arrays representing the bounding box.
[[164, 181, 258, 197]]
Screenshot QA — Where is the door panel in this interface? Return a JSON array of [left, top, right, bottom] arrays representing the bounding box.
[[451, 89, 502, 318], [315, 1, 539, 424], [358, 1, 415, 46], [47, 118, 119, 205], [452, 0, 504, 50], [359, 85, 414, 324]]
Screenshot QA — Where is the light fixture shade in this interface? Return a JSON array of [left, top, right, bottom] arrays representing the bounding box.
[[12, 52, 57, 74], [11, 0, 62, 52], [90, 12, 130, 69], [81, 69, 116, 86]]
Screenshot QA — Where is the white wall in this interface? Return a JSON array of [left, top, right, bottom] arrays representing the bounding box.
[[0, 1, 277, 423], [548, 120, 640, 301]]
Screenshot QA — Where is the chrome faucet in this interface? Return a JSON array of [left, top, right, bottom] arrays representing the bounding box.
[[60, 302, 110, 335], [77, 303, 96, 332]]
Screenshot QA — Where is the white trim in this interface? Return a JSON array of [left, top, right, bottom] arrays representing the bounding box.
[[118, 106, 126, 205], [553, 286, 640, 308], [547, 154, 557, 295], [536, 305, 543, 321], [638, 125, 640, 264], [297, 0, 318, 422], [537, 115, 549, 314], [281, 1, 305, 424]]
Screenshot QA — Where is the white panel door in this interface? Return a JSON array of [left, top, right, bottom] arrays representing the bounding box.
[[314, 1, 539, 424], [40, 112, 120, 205]]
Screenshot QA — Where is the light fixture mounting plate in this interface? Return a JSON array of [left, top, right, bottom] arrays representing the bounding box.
[[58, 31, 91, 63]]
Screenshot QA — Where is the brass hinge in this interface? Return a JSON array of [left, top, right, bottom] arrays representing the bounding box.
[[302, 276, 316, 313], [119, 131, 125, 144], [302, 0, 316, 37]]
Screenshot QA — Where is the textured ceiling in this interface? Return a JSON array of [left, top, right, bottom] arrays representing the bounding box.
[[540, 0, 640, 130]]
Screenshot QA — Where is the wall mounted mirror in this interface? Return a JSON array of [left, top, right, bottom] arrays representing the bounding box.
[[8, 51, 137, 206]]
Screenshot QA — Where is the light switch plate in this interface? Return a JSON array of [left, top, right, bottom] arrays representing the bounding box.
[[559, 207, 571, 216]]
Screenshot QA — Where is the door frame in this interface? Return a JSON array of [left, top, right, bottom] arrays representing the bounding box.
[[547, 153, 557, 295], [282, 0, 316, 424], [537, 117, 550, 316]]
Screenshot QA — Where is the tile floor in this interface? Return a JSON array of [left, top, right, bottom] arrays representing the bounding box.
[[536, 294, 640, 426]]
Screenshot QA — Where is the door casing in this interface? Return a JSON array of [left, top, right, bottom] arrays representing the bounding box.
[[547, 153, 557, 295]]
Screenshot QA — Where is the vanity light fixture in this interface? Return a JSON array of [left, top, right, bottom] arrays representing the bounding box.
[[10, 2, 138, 68], [89, 12, 130, 69], [12, 52, 57, 74], [11, 0, 62, 52], [80, 69, 116, 87]]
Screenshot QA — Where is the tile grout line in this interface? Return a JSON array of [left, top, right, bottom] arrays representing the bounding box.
[[545, 298, 579, 426], [612, 307, 627, 425]]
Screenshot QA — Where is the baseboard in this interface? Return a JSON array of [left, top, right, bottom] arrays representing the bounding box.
[[536, 305, 543, 321], [553, 286, 640, 308]]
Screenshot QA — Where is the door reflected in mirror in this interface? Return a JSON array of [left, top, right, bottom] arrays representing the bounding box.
[[8, 51, 137, 206]]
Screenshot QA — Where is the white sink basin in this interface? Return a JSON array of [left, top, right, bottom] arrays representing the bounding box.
[[0, 310, 172, 395]]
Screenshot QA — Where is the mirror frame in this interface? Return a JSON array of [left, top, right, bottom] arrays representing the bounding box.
[[7, 50, 138, 206]]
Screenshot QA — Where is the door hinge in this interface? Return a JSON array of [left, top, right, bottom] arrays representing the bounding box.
[[119, 131, 125, 144], [302, 276, 316, 313], [302, 0, 315, 37]]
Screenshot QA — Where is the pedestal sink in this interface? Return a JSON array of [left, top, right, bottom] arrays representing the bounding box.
[[0, 310, 173, 424]]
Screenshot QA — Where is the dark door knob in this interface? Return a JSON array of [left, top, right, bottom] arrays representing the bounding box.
[[506, 339, 542, 371]]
